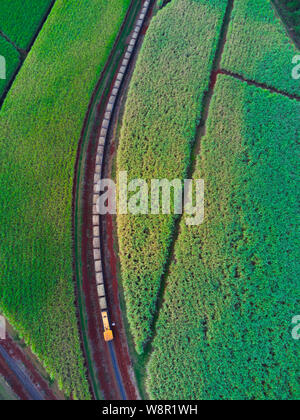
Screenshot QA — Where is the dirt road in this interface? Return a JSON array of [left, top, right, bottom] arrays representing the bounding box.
[[0, 344, 43, 400], [73, 0, 156, 400]]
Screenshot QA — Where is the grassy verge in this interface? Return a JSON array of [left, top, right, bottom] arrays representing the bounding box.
[[221, 0, 300, 96], [116, 0, 228, 354], [147, 75, 300, 400], [0, 0, 131, 399]]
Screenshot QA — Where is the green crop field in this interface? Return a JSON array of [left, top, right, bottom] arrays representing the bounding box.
[[0, 0, 55, 103], [146, 75, 300, 400], [0, 0, 54, 50], [117, 0, 228, 354], [273, 0, 300, 42], [0, 0, 298, 402], [221, 0, 300, 96], [0, 37, 20, 98], [0, 0, 131, 399]]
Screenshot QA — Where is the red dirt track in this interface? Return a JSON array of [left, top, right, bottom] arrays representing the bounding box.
[[79, 94, 139, 400], [0, 352, 28, 400], [104, 213, 138, 400], [0, 335, 57, 400], [75, 1, 155, 401], [80, 136, 124, 399], [77, 41, 139, 403]]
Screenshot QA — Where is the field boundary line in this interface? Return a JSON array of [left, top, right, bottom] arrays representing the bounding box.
[[0, 345, 43, 400], [0, 0, 56, 108], [24, 0, 56, 53], [0, 30, 24, 57], [146, 0, 299, 357], [219, 69, 300, 101], [271, 0, 300, 49]]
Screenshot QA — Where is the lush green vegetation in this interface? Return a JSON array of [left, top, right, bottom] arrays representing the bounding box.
[[0, 37, 20, 98], [221, 0, 300, 96], [273, 0, 300, 41], [157, 0, 166, 8], [147, 75, 300, 400], [0, 0, 54, 50], [0, 0, 54, 103], [0, 0, 131, 399], [117, 0, 228, 354]]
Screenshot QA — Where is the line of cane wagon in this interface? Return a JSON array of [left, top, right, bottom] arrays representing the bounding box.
[[92, 1, 151, 342]]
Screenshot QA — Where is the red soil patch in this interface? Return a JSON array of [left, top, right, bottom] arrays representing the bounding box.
[[0, 336, 57, 400], [0, 353, 28, 400]]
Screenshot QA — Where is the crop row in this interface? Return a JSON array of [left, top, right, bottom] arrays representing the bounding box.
[[116, 0, 229, 353], [221, 0, 300, 96], [0, 0, 54, 50], [92, 1, 151, 315], [0, 0, 131, 399], [147, 75, 300, 400]]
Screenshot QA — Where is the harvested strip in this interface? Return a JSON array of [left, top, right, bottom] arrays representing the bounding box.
[[221, 0, 300, 96], [117, 0, 228, 353], [147, 75, 300, 400]]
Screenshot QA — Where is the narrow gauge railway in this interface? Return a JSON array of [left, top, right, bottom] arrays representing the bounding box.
[[74, 0, 155, 401], [92, 0, 150, 344]]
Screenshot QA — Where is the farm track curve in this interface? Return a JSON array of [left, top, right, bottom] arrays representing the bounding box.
[[73, 0, 155, 400], [218, 69, 300, 101], [0, 345, 43, 400], [0, 334, 59, 400], [0, 350, 29, 400]]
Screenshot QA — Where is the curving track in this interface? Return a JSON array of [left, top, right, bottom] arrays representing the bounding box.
[[0, 333, 60, 400], [0, 344, 43, 400], [92, 0, 151, 396], [92, 0, 152, 399], [74, 0, 155, 400]]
